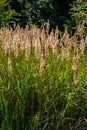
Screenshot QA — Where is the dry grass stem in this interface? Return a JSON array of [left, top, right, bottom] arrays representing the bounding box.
[[77, 20, 85, 36], [72, 45, 79, 84], [8, 57, 12, 73], [39, 54, 46, 75], [80, 37, 86, 54]]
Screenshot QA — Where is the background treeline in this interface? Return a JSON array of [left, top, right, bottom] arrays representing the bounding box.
[[0, 0, 87, 31]]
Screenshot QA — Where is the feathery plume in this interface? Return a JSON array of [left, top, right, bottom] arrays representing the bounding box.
[[80, 36, 86, 54]]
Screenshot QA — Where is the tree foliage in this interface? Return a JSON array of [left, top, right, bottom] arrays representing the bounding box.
[[0, 0, 87, 30], [0, 0, 15, 27], [70, 0, 87, 25]]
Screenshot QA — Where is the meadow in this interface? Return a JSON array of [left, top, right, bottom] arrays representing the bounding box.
[[0, 22, 87, 130]]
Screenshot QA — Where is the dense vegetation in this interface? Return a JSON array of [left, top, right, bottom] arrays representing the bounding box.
[[0, 0, 87, 130], [0, 0, 87, 30], [0, 22, 87, 129]]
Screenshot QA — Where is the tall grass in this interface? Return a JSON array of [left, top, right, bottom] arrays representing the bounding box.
[[0, 22, 87, 130]]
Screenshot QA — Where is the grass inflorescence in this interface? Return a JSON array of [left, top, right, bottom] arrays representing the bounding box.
[[0, 22, 87, 130]]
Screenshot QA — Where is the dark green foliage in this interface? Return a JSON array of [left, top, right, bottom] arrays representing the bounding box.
[[66, 0, 87, 32], [0, 0, 72, 29], [0, 0, 15, 27], [70, 0, 87, 25], [0, 0, 87, 31]]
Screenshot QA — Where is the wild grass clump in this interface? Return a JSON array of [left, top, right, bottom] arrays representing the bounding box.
[[0, 21, 87, 130]]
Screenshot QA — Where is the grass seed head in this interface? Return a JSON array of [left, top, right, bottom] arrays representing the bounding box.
[[39, 54, 46, 75], [80, 37, 86, 54]]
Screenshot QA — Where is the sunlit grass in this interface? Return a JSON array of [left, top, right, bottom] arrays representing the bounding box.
[[0, 22, 87, 130]]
